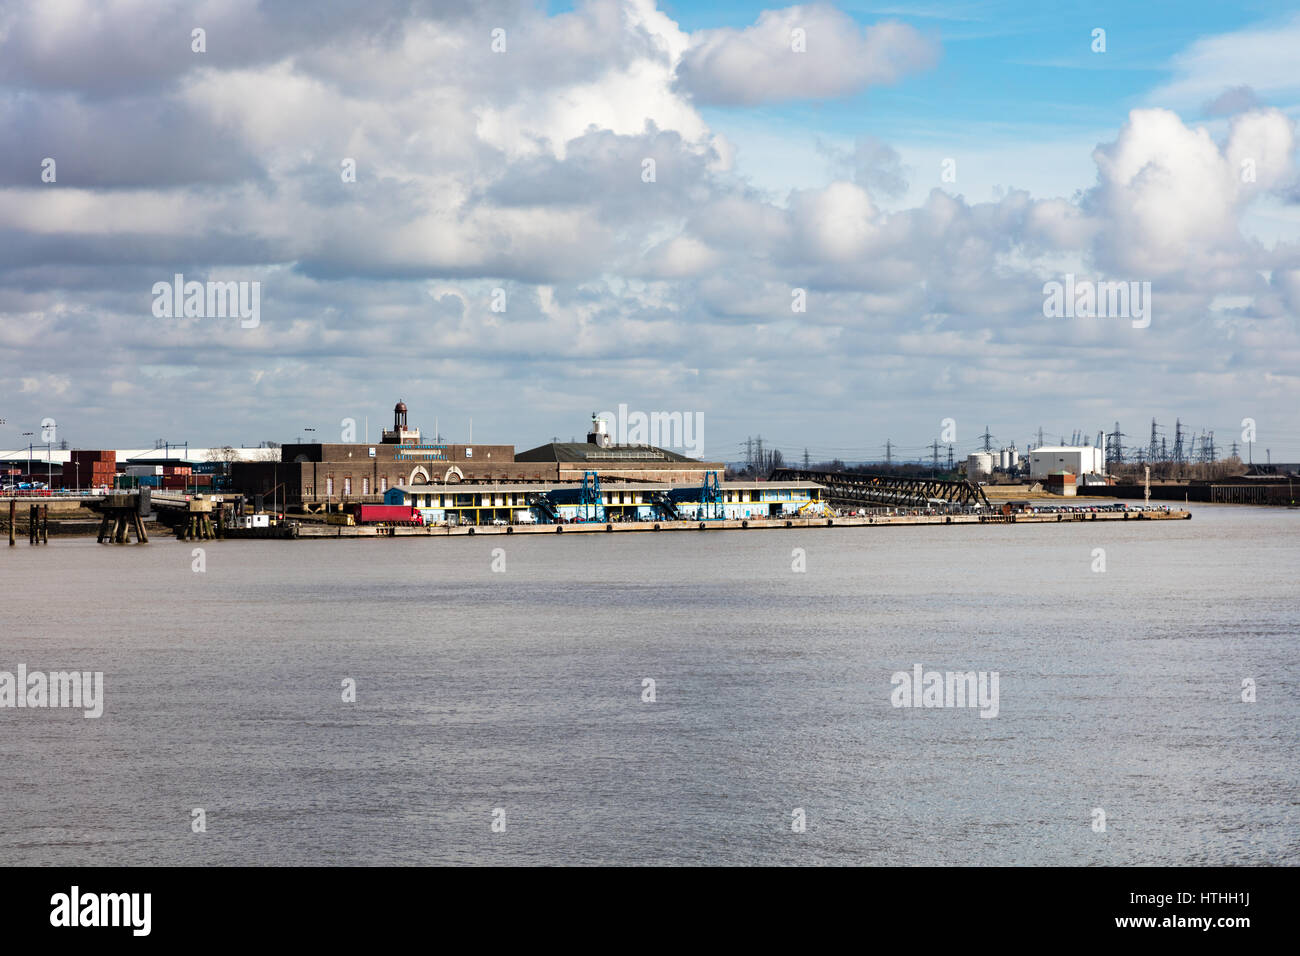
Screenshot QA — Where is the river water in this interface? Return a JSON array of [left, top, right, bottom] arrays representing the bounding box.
[[1, 503, 1296, 865]]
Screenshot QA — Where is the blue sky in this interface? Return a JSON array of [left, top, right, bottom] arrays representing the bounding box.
[[1, 0, 1298, 462], [678, 1, 1299, 201]]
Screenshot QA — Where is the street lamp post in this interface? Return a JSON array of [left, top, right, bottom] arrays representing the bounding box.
[[21, 433, 33, 486]]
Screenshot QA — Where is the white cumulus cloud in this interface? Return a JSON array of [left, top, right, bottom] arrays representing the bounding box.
[[674, 4, 937, 106]]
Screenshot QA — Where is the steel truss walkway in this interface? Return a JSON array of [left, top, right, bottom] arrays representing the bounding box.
[[770, 468, 990, 509]]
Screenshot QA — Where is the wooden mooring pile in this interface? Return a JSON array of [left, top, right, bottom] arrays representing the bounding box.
[[176, 496, 223, 541], [96, 494, 150, 544], [8, 501, 50, 546]]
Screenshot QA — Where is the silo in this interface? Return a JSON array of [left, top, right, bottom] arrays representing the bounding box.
[[966, 453, 993, 480]]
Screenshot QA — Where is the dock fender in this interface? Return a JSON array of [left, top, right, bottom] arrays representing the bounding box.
[[606, 524, 613, 532], [945, 516, 951, 524], [653, 523, 660, 531], [785, 520, 792, 527], [698, 522, 706, 529], [506, 526, 513, 535], [741, 520, 748, 528], [468, 527, 475, 535], [556, 525, 564, 533]]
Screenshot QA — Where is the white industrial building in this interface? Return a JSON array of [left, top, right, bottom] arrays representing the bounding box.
[[1027, 445, 1106, 479]]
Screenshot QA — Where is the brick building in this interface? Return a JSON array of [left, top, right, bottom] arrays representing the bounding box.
[[231, 402, 726, 511]]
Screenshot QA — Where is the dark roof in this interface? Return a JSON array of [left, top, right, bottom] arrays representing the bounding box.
[[515, 442, 702, 464], [1244, 464, 1299, 477]]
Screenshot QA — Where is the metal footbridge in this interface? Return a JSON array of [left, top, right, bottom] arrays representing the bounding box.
[[770, 468, 990, 510]]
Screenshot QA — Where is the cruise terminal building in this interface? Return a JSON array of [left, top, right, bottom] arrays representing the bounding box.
[[229, 402, 818, 523]]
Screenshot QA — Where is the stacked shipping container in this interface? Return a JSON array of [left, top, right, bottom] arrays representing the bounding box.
[[124, 462, 197, 490], [67, 450, 116, 489]]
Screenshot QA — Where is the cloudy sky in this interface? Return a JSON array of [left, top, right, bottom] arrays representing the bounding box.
[[2, 0, 1298, 463]]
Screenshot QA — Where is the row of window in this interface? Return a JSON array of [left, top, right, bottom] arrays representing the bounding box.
[[318, 476, 390, 497], [398, 489, 817, 508], [409, 493, 532, 508], [299, 480, 813, 503]]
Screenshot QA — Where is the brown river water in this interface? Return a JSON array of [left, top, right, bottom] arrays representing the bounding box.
[[1, 501, 1296, 864]]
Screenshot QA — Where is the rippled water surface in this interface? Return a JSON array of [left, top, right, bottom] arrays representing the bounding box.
[[1, 503, 1296, 865]]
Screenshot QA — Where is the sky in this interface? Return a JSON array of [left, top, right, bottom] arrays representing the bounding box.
[[1, 0, 1298, 464]]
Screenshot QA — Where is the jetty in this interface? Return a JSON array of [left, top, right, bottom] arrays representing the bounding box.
[[233, 507, 1190, 539]]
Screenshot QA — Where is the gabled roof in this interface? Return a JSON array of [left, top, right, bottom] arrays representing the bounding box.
[[515, 442, 702, 464]]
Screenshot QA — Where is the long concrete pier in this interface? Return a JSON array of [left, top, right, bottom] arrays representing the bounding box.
[[233, 508, 1190, 539]]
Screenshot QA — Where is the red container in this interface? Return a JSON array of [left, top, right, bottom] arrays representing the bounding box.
[[354, 504, 419, 524], [72, 450, 115, 462]]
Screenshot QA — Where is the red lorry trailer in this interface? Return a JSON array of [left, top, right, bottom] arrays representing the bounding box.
[[353, 504, 421, 524]]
